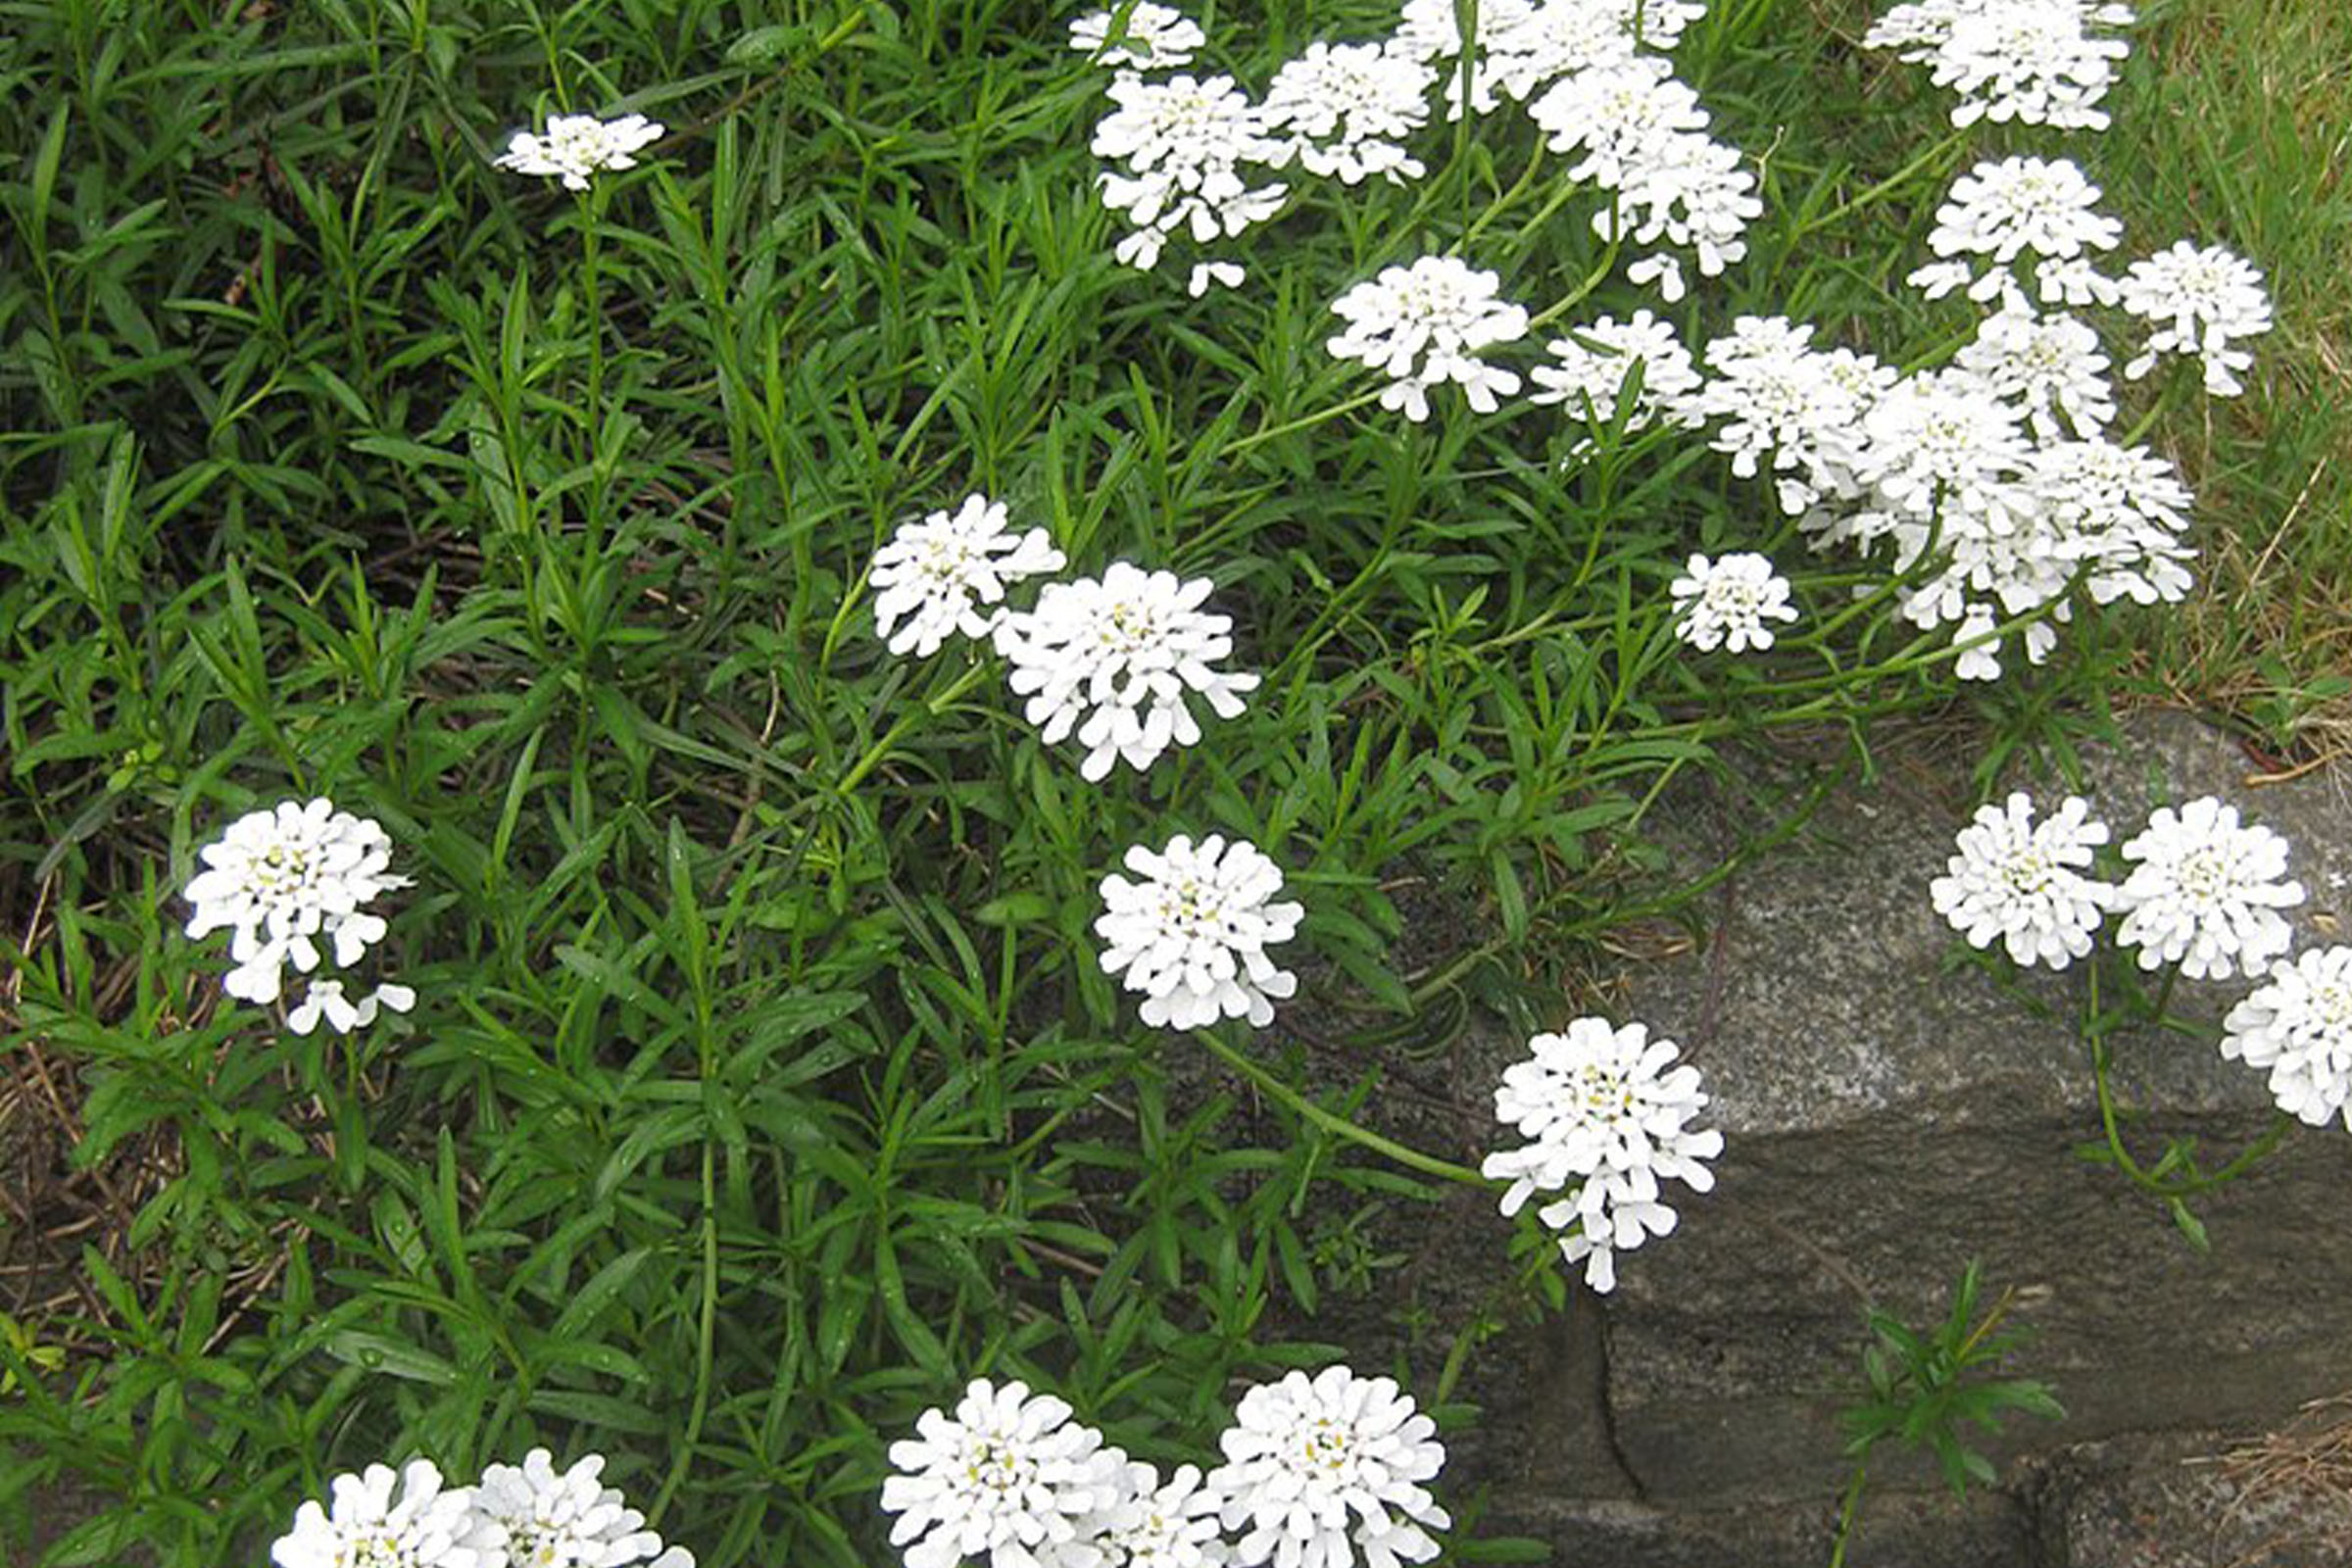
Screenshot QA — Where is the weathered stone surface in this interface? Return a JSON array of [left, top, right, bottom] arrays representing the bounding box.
[[1597, 710, 2352, 1515], [1507, 1487, 2047, 1568], [2049, 1428, 2352, 1568]]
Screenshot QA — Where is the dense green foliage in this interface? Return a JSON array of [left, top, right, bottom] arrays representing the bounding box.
[[0, 0, 2329, 1562]]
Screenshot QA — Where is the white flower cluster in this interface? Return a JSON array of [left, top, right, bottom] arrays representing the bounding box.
[[1668, 553, 1800, 654], [1097, 833, 1303, 1030], [871, 495, 1067, 658], [863, 497, 1297, 1029], [1934, 792, 2305, 981], [1529, 309, 1702, 441], [1557, 279, 2178, 673], [1261, 43, 1436, 186], [1907, 156, 2122, 307], [1482, 1018, 1724, 1293], [1076, 2, 1757, 304], [1092, 1459, 1225, 1568], [1953, 301, 2115, 441], [1092, 74, 1290, 272], [497, 112, 664, 190], [2113, 798, 2304, 980], [2224, 946, 2352, 1133], [271, 1453, 691, 1568], [1825, 368, 2061, 679], [1069, 10, 1309, 281], [884, 1378, 1123, 1568], [1864, 0, 2136, 130], [868, 499, 1261, 782], [1666, 312, 2198, 680], [1682, 316, 1896, 516], [1520, 209, 2226, 681], [272, 1461, 499, 1568], [863, 511, 1299, 1029], [1936, 792, 2346, 1132], [1394, 0, 1749, 299], [995, 564, 1261, 782], [1061, 7, 2269, 688], [1210, 1367, 1447, 1568], [883, 1370, 1446, 1568], [183, 798, 416, 1033], [1638, 40, 2267, 681], [1525, 57, 1762, 301], [1902, 158, 2271, 403], [1326, 257, 1530, 422], [2117, 241, 2275, 396], [1931, 792, 2115, 968]]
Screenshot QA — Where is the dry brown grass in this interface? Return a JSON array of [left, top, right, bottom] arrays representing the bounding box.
[[2211, 1396, 2352, 1566]]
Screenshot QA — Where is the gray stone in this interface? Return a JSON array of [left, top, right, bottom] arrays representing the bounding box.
[[2050, 1428, 2352, 1568], [1172, 710, 2352, 1566], [1598, 710, 2352, 1513], [1505, 1488, 2048, 1568]]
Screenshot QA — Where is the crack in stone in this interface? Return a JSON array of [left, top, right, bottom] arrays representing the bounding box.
[[1591, 1298, 1646, 1503]]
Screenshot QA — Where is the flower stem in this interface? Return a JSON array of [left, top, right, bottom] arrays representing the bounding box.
[[1448, 0, 1480, 238], [835, 662, 991, 795], [1827, 1451, 1870, 1568], [2084, 958, 2292, 1200], [1192, 1027, 1487, 1187], [1226, 387, 1393, 456], [1794, 127, 1971, 239], [1460, 144, 1547, 249], [578, 183, 610, 549], [1526, 236, 1625, 334]]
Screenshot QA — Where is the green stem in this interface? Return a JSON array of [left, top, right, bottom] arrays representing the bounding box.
[[579, 184, 609, 547], [1448, 0, 1479, 239], [1526, 236, 1626, 334], [1460, 144, 1546, 249], [835, 662, 990, 795], [652, 1140, 719, 1522], [1193, 1028, 1487, 1187], [1794, 127, 1971, 239], [1225, 387, 1391, 456], [2084, 959, 2292, 1200], [1501, 165, 1600, 251], [1827, 1451, 1869, 1568], [2121, 368, 2184, 446]]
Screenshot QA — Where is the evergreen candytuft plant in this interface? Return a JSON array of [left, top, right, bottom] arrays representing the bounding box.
[[0, 0, 2336, 1562]]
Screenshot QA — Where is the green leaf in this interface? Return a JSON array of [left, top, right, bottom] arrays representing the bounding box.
[[26, 101, 70, 256], [727, 24, 809, 65], [557, 945, 690, 1033], [2168, 1197, 2211, 1252], [323, 1331, 459, 1387]]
